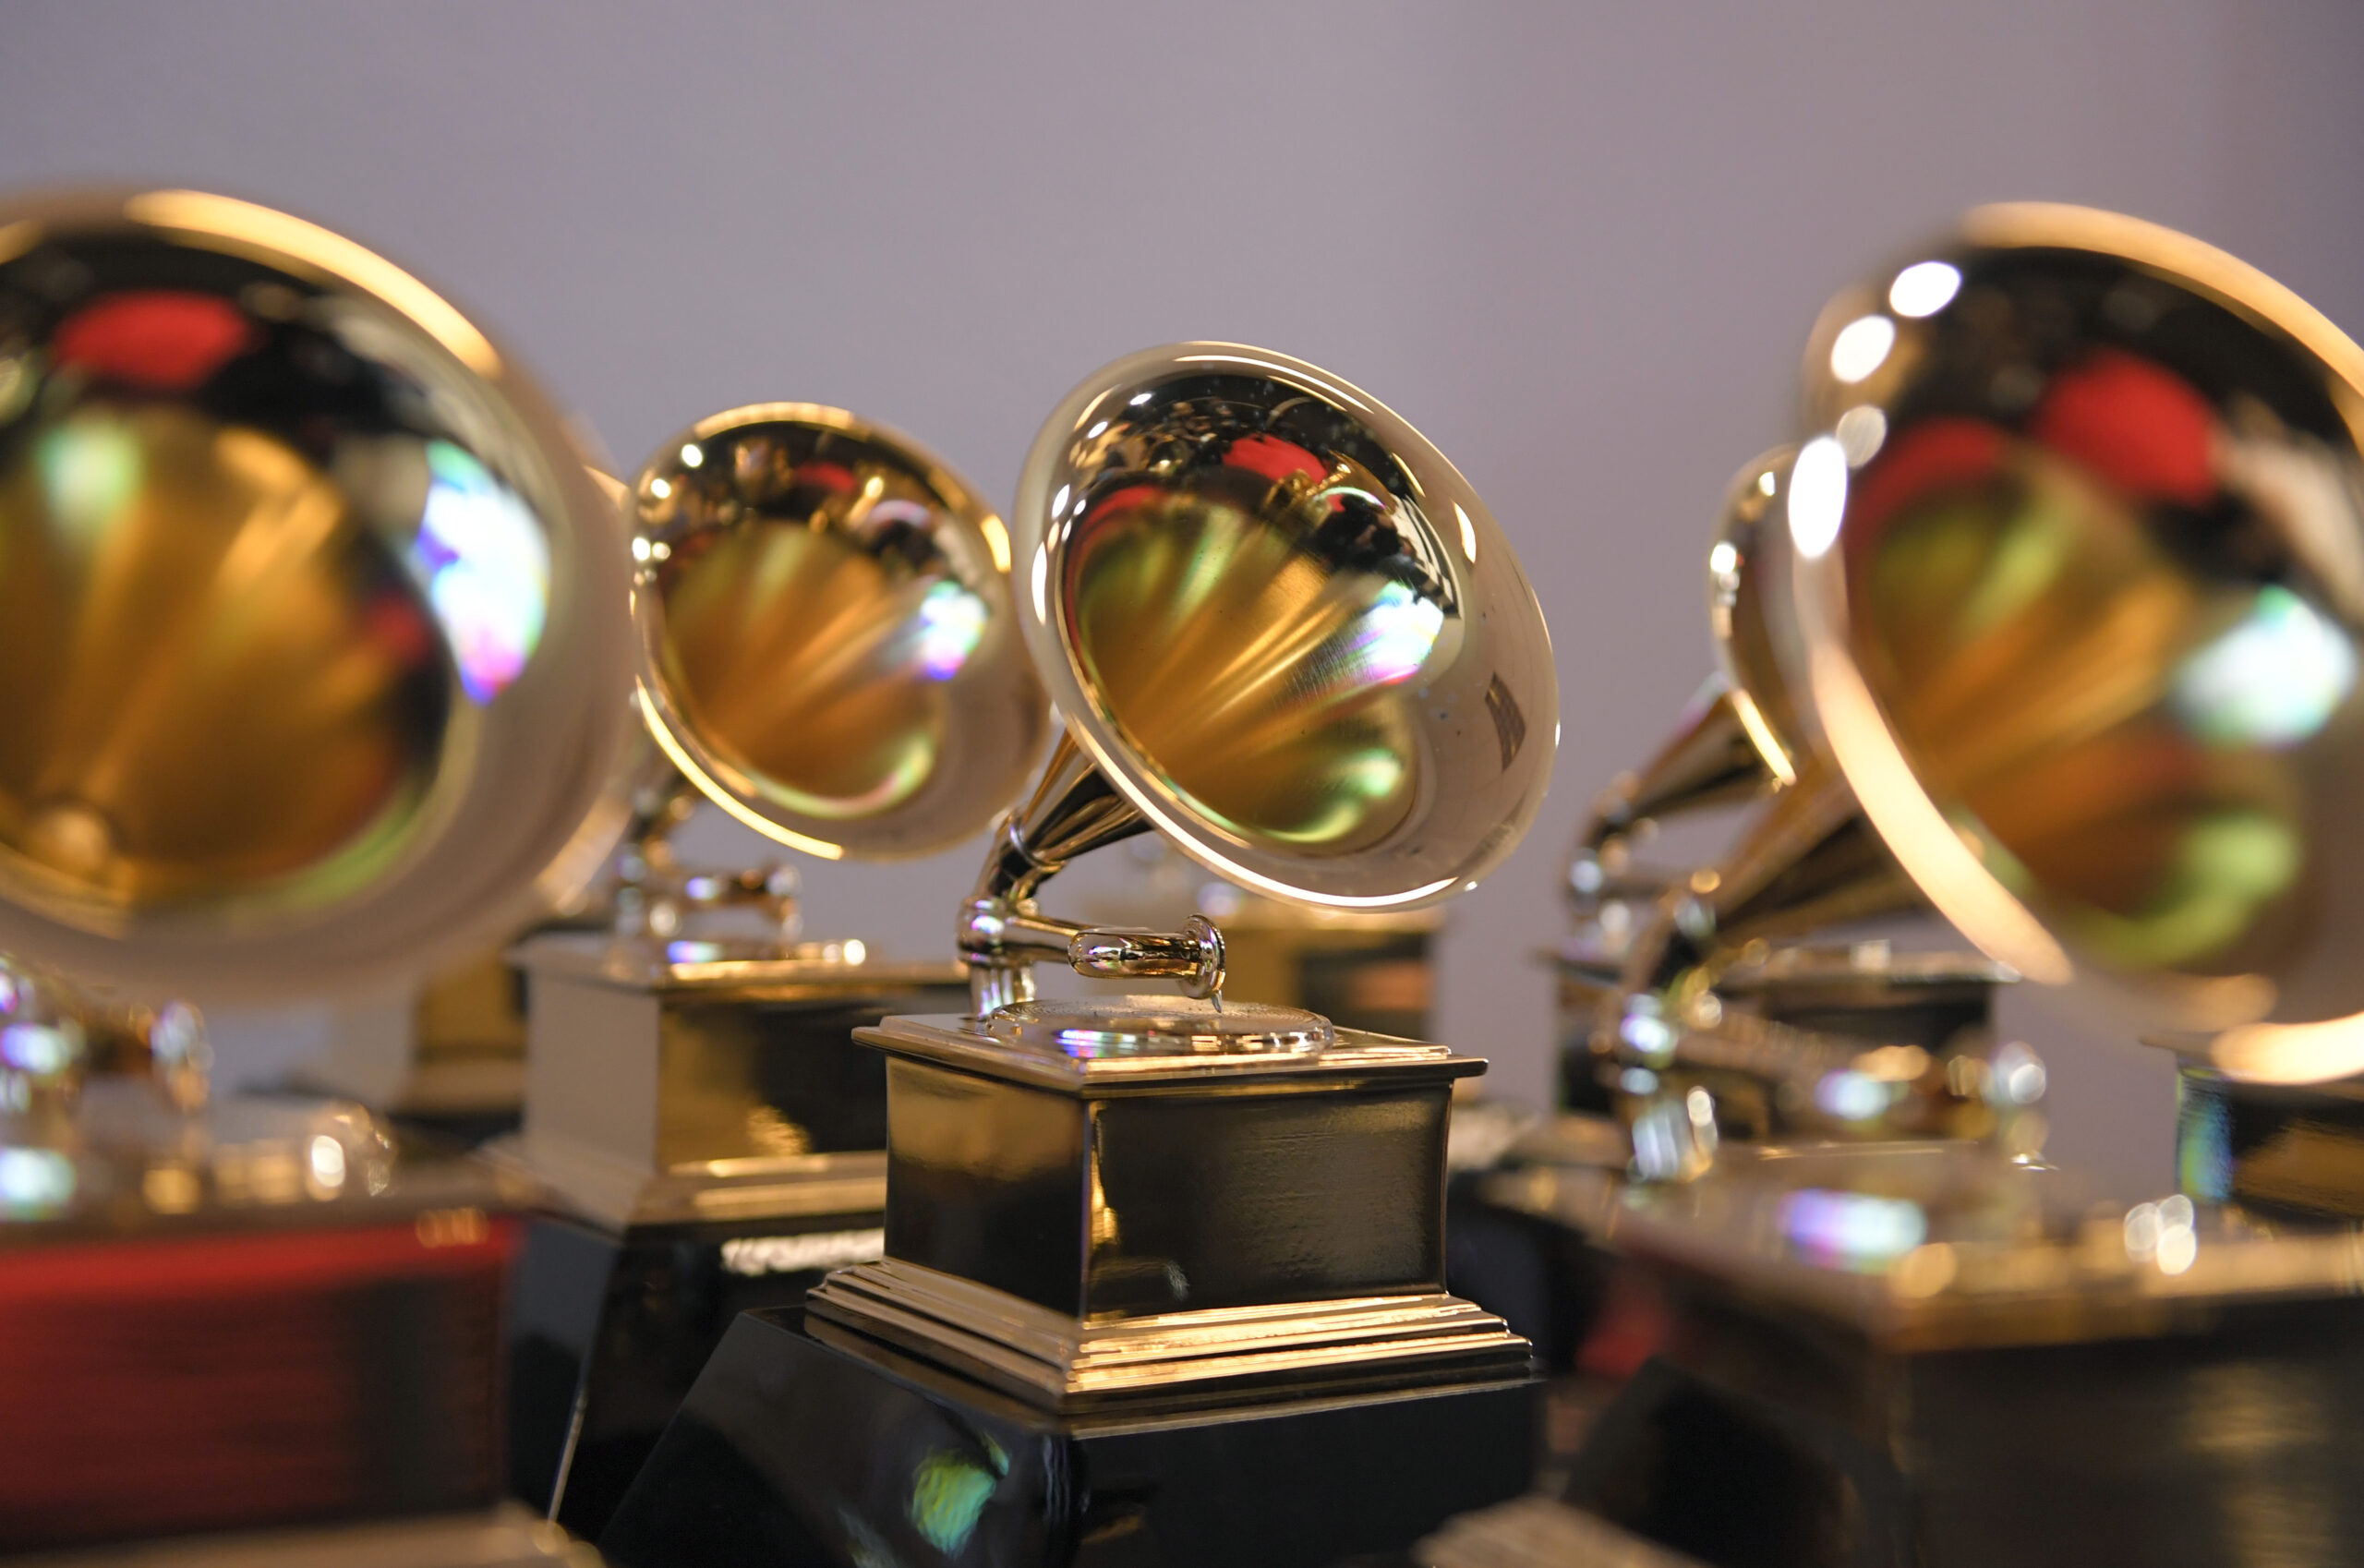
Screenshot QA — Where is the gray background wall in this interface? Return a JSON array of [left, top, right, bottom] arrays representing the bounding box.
[[3, 1, 2358, 1189]]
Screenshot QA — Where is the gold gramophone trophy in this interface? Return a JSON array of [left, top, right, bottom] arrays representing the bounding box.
[[501, 404, 1045, 1539], [0, 188, 637, 1561], [1551, 445, 2041, 1176], [1483, 206, 2364, 1567], [1451, 452, 2043, 1384], [598, 344, 1560, 1567]]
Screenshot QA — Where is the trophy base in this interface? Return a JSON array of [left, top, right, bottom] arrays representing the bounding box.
[[599, 1306, 1538, 1568], [1492, 1144, 2364, 1567], [1569, 1313, 2364, 1568], [501, 1153, 890, 1544], [501, 938, 967, 1538], [807, 1257, 1533, 1411], [0, 1109, 532, 1556]]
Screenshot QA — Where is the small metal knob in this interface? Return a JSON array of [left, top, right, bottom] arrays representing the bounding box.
[[1067, 915, 1226, 1000]]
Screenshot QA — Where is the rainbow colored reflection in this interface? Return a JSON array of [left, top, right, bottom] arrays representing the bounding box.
[[912, 577, 988, 681], [1779, 1188, 1928, 1271], [410, 440, 549, 704]]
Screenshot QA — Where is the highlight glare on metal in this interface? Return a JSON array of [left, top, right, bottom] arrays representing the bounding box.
[[634, 684, 844, 862], [124, 189, 501, 375]]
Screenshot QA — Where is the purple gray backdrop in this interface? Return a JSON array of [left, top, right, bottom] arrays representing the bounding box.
[[4, 0, 2359, 1188]]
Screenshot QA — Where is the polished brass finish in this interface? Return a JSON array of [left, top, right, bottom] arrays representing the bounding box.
[[0, 189, 633, 999], [0, 951, 211, 1113], [963, 343, 1558, 1010], [1562, 450, 2013, 1162], [508, 405, 1026, 1219], [1507, 211, 2364, 1566], [976, 993, 1331, 1059], [505, 404, 1037, 1217], [814, 1258, 1521, 1410], [507, 932, 965, 1229], [806, 1010, 1528, 1408], [630, 404, 1044, 862], [1784, 205, 2364, 1082], [0, 191, 628, 1560], [813, 345, 1552, 1417]]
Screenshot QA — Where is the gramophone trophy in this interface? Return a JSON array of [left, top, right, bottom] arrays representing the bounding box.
[[600, 343, 1560, 1568], [501, 404, 1044, 1538], [1447, 452, 2039, 1380], [1491, 206, 2364, 1567], [1533, 445, 2047, 1197], [0, 187, 636, 1560]]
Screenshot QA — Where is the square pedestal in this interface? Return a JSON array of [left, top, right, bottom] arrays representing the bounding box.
[[501, 936, 967, 1539], [600, 1308, 1538, 1568], [807, 1012, 1532, 1409], [1499, 1145, 2364, 1567]]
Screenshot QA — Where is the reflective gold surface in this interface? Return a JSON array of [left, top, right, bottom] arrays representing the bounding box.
[[0, 190, 633, 996], [1787, 205, 2364, 1080], [1707, 446, 1806, 781], [1564, 447, 2008, 1158], [1012, 344, 1558, 910], [807, 1015, 1525, 1409], [632, 404, 1043, 861]]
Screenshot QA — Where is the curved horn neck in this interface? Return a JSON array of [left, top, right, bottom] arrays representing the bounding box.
[[1571, 679, 1782, 911], [960, 732, 1224, 1013], [1604, 748, 1924, 1052]]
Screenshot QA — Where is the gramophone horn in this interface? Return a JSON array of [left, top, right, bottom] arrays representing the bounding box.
[[627, 404, 1046, 862], [1571, 449, 1805, 908], [1775, 204, 2364, 1085], [961, 342, 1560, 1010], [0, 189, 635, 999], [1577, 451, 1922, 991]]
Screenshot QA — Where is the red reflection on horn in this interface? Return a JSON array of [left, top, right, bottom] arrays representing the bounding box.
[[53, 291, 258, 392]]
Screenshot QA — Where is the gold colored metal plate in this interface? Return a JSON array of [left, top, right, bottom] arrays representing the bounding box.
[[0, 404, 442, 908], [979, 995, 1333, 1059]]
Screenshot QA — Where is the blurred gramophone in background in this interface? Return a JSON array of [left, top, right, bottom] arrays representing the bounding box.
[[1553, 442, 2045, 1178], [496, 403, 1043, 1539], [1469, 205, 2364, 1567], [0, 187, 635, 1562]]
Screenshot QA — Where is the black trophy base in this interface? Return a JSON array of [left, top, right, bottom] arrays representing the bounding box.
[[507, 1211, 883, 1542], [600, 1308, 1538, 1568], [1567, 1295, 2364, 1568]]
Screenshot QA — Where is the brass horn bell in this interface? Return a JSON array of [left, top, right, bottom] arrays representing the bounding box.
[[958, 342, 1561, 1015], [1567, 445, 1912, 946], [628, 404, 1047, 876], [0, 189, 620, 1557], [0, 189, 635, 1000], [1622, 203, 2364, 1094]]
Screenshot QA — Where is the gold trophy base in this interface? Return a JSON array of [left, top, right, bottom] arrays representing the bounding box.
[[808, 1256, 1529, 1411]]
